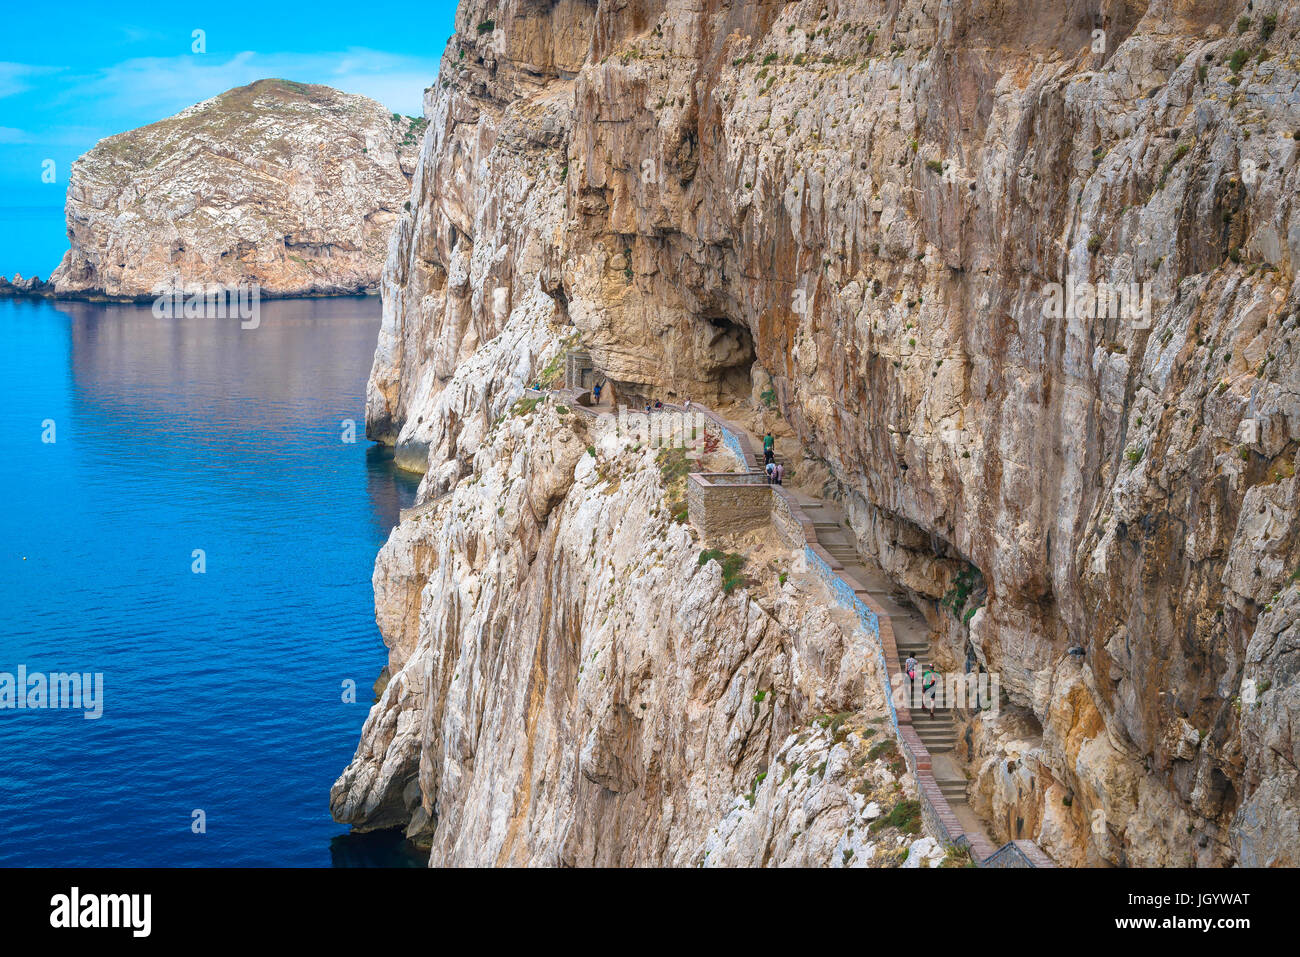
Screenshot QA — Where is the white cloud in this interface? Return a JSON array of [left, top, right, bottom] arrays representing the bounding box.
[[0, 62, 65, 99]]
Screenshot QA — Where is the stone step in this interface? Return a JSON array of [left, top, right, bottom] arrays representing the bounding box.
[[938, 782, 968, 800], [914, 738, 956, 750], [916, 727, 956, 739], [914, 733, 957, 747], [910, 713, 954, 727], [913, 718, 956, 731], [913, 716, 955, 728]]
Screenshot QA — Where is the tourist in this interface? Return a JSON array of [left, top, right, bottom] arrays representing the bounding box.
[[904, 654, 919, 703], [763, 432, 775, 465], [765, 460, 776, 484], [592, 381, 602, 404], [654, 399, 663, 410], [922, 665, 939, 717], [683, 396, 692, 412], [774, 462, 784, 485]]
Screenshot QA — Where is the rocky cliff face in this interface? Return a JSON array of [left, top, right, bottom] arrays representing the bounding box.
[[344, 0, 1300, 866], [333, 374, 933, 865], [51, 79, 423, 298]]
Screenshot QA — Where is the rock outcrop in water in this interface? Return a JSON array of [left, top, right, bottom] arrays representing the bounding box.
[[50, 79, 424, 299], [0, 273, 53, 296], [339, 0, 1300, 866]]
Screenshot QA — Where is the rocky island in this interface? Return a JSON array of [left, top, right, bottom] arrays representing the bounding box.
[[46, 78, 425, 299], [331, 0, 1300, 868]]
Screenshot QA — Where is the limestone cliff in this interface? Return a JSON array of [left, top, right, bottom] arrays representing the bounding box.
[[332, 374, 934, 865], [51, 79, 424, 298], [344, 0, 1300, 866]]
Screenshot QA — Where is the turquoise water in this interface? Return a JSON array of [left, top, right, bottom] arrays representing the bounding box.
[[0, 294, 420, 866]]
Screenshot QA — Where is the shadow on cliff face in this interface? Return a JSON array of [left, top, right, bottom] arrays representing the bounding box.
[[699, 313, 756, 400], [610, 311, 756, 407]]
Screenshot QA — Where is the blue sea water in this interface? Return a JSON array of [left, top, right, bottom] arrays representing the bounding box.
[[0, 294, 420, 866]]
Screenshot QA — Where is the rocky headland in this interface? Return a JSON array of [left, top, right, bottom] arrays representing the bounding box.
[[43, 78, 425, 299]]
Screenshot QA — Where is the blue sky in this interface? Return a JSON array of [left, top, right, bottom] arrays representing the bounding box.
[[0, 1, 458, 207]]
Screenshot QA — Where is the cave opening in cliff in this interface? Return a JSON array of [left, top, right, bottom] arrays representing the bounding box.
[[699, 313, 756, 405]]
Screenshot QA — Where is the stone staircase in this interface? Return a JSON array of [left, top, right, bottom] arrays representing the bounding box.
[[812, 514, 973, 811], [526, 367, 1031, 862]]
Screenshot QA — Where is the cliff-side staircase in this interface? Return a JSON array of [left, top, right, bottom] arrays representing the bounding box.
[[399, 369, 1034, 864]]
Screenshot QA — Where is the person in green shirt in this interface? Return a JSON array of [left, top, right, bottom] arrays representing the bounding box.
[[922, 666, 939, 717], [763, 432, 774, 465]]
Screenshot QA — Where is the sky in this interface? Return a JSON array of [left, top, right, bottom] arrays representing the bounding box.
[[0, 0, 458, 214]]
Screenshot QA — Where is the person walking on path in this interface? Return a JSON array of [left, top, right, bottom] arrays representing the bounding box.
[[763, 432, 775, 465], [592, 381, 603, 405], [904, 654, 919, 704], [774, 462, 784, 485], [765, 460, 776, 484], [922, 665, 939, 718]]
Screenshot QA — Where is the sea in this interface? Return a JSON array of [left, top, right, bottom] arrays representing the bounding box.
[[0, 204, 422, 865]]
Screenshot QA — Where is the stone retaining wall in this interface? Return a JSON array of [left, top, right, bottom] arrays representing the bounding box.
[[686, 473, 773, 537], [771, 485, 815, 549]]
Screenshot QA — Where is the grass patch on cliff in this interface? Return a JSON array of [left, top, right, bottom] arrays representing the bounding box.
[[940, 563, 981, 621], [940, 845, 976, 868], [657, 447, 691, 525], [869, 798, 921, 835], [534, 351, 567, 389], [867, 738, 896, 761], [698, 548, 746, 593], [511, 395, 545, 418], [1157, 141, 1192, 189]]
